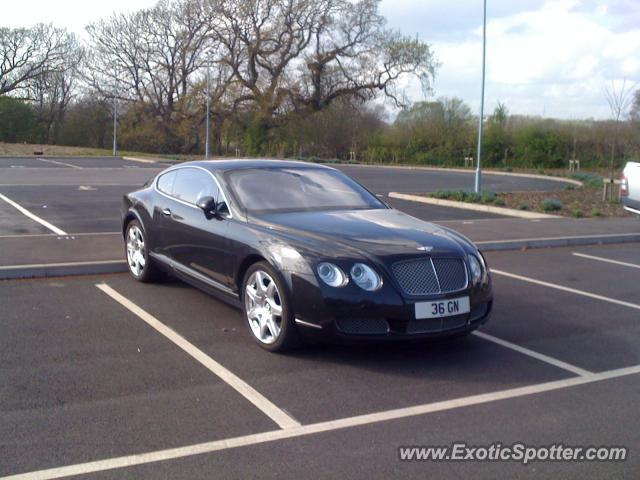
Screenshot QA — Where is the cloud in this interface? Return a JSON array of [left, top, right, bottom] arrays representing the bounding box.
[[381, 0, 640, 119]]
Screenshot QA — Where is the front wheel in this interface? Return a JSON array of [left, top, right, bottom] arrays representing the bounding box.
[[242, 262, 301, 352], [125, 220, 163, 282]]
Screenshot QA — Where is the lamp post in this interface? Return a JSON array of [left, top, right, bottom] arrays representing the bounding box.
[[112, 69, 118, 157], [474, 0, 487, 193], [205, 58, 211, 160], [112, 94, 117, 157]]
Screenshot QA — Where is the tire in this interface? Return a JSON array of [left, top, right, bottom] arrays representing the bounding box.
[[124, 219, 164, 283], [241, 261, 301, 352]]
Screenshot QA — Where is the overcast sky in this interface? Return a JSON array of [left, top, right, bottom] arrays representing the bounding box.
[[4, 0, 639, 119]]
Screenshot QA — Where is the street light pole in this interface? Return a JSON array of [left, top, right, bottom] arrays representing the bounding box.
[[112, 96, 117, 157], [205, 61, 211, 160], [112, 71, 118, 157], [474, 0, 487, 193]]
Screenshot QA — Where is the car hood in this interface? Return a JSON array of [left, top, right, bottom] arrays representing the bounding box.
[[255, 208, 473, 259]]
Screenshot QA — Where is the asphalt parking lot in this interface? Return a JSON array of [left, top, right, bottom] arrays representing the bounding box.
[[1, 243, 639, 478], [1, 156, 639, 479], [0, 155, 570, 236]]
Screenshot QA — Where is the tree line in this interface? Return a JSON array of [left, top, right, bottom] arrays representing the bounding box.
[[1, 0, 639, 169]]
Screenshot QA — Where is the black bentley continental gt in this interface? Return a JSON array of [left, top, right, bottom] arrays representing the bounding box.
[[122, 160, 493, 351]]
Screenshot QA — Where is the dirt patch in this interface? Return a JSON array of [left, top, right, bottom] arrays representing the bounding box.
[[0, 142, 112, 157], [498, 189, 629, 218]]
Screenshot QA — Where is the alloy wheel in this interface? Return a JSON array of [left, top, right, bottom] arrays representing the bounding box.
[[126, 225, 146, 277], [244, 270, 283, 344]]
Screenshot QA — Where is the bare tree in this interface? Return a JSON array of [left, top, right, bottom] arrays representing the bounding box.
[[208, 0, 327, 117], [28, 37, 84, 143], [0, 24, 75, 96], [207, 0, 436, 136], [86, 0, 215, 127], [630, 89, 640, 123], [299, 0, 436, 111], [604, 79, 636, 181]]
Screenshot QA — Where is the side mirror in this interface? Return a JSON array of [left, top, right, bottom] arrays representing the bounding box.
[[196, 195, 218, 218]]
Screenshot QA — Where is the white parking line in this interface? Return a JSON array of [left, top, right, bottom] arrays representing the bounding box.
[[0, 193, 67, 235], [572, 252, 640, 270], [95, 283, 300, 430], [121, 156, 158, 164], [491, 269, 640, 311], [0, 184, 143, 187], [473, 331, 592, 376], [0, 232, 120, 239], [37, 158, 82, 169], [0, 260, 124, 270], [5, 363, 640, 480]]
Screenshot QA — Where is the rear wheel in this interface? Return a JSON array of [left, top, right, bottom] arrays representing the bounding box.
[[242, 262, 301, 352], [125, 220, 163, 282]]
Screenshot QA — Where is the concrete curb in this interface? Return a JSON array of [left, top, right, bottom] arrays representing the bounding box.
[[477, 233, 640, 251], [389, 192, 561, 219], [1, 233, 639, 280], [333, 163, 582, 186], [0, 260, 127, 280], [123, 158, 582, 187], [122, 156, 160, 164]]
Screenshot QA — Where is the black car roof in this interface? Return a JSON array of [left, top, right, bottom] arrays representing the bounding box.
[[176, 159, 336, 173]]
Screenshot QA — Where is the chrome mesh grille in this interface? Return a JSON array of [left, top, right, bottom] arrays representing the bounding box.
[[391, 260, 440, 295], [432, 258, 467, 292], [335, 318, 390, 335], [392, 257, 467, 296]]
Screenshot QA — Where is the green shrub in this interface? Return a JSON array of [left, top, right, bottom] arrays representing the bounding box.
[[0, 96, 34, 143], [514, 126, 570, 168], [570, 202, 584, 217], [540, 198, 563, 212], [480, 191, 497, 204], [493, 198, 506, 206], [518, 203, 530, 211], [431, 190, 482, 203], [569, 172, 603, 189], [591, 208, 602, 217]]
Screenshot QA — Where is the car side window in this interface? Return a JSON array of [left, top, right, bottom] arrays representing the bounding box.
[[172, 168, 219, 205], [157, 171, 177, 195]]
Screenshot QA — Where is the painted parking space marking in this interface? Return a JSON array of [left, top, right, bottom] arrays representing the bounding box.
[[572, 252, 640, 270], [0, 231, 120, 239], [37, 158, 83, 169], [0, 184, 142, 187], [473, 331, 592, 376], [491, 269, 640, 311], [0, 193, 67, 235], [5, 363, 640, 480], [95, 283, 300, 430], [0, 260, 124, 270]]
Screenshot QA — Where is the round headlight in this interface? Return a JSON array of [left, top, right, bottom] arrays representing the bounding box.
[[468, 255, 482, 285], [317, 262, 348, 287], [350, 263, 383, 291]]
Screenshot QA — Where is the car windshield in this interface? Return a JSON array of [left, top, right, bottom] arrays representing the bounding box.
[[226, 167, 386, 214]]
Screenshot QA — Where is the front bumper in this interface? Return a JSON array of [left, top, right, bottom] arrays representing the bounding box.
[[289, 271, 493, 342], [622, 196, 640, 215]]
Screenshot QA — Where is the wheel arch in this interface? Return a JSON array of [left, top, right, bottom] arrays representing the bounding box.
[[236, 254, 267, 295], [122, 210, 142, 237]]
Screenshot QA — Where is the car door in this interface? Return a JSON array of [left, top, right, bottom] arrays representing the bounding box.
[[159, 167, 233, 288], [152, 169, 178, 256]]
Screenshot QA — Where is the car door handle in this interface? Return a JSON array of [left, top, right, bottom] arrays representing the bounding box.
[[162, 208, 172, 216]]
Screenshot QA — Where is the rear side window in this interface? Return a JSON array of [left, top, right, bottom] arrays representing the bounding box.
[[157, 171, 177, 195], [172, 168, 219, 204]]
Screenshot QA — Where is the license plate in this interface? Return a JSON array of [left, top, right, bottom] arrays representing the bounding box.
[[415, 296, 470, 319]]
